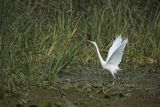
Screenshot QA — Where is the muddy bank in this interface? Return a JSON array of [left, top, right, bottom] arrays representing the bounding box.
[[1, 65, 160, 107]]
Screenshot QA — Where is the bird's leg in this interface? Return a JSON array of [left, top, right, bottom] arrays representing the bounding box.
[[112, 79, 116, 85], [111, 73, 116, 85], [112, 74, 116, 85], [102, 86, 106, 94]]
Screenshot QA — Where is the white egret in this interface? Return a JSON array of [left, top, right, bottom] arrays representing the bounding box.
[[88, 35, 128, 79]]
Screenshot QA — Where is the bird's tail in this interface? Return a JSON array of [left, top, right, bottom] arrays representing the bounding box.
[[117, 68, 123, 71]]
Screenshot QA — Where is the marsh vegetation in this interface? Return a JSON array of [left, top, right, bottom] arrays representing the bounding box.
[[0, 0, 160, 107]]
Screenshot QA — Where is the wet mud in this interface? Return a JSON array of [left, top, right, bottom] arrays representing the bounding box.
[[1, 65, 160, 107]]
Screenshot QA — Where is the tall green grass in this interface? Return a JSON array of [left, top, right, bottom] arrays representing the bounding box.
[[80, 0, 160, 65], [0, 1, 82, 93], [0, 0, 160, 94]]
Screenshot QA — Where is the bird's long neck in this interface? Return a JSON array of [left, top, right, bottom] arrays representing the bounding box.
[[93, 43, 105, 66]]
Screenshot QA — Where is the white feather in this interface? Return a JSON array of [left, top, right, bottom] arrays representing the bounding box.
[[106, 35, 123, 62], [107, 37, 128, 65]]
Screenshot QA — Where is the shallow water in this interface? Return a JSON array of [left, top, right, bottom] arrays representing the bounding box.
[[1, 65, 160, 107]]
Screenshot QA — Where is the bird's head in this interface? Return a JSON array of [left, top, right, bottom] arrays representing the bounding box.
[[87, 40, 96, 45]]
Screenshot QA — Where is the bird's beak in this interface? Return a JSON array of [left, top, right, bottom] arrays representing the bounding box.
[[87, 40, 94, 45], [87, 40, 92, 43]]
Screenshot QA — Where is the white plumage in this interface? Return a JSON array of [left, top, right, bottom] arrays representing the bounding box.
[[89, 35, 128, 78]]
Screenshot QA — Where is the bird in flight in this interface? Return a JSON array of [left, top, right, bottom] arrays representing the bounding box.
[[88, 35, 128, 78]]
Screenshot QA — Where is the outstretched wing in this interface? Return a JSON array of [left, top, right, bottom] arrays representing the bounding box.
[[106, 35, 123, 62], [106, 38, 128, 65]]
